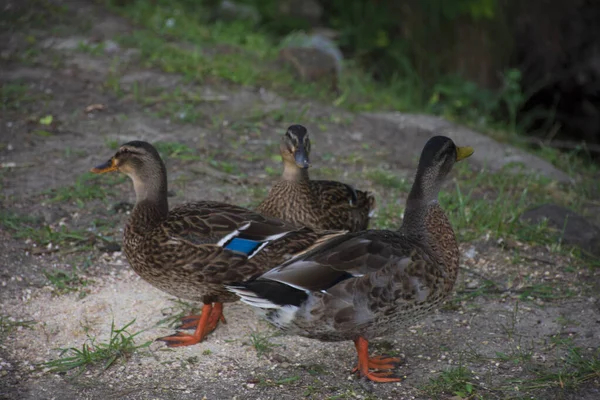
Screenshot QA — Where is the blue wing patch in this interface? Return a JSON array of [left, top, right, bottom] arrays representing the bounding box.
[[224, 237, 262, 256]]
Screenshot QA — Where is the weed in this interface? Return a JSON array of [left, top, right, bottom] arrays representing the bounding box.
[[208, 159, 240, 175], [43, 319, 151, 376], [422, 365, 478, 399], [0, 210, 92, 249], [1, 81, 35, 111], [509, 345, 600, 392], [77, 41, 105, 56], [371, 197, 404, 230], [517, 283, 576, 301], [154, 141, 200, 161], [47, 172, 125, 205], [0, 316, 35, 342], [365, 169, 410, 190], [156, 298, 198, 328], [43, 268, 90, 296], [248, 330, 279, 357]]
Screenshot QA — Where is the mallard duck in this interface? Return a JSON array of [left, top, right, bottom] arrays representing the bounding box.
[[228, 136, 473, 383], [91, 140, 344, 347], [256, 124, 375, 232]]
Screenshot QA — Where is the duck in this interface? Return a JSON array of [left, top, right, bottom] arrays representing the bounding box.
[[227, 136, 473, 383], [91, 140, 344, 347], [256, 124, 375, 232]]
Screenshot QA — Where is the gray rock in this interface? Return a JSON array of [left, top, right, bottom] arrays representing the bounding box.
[[520, 204, 600, 256], [364, 112, 573, 183], [280, 32, 343, 73], [279, 33, 343, 92], [41, 37, 88, 51]]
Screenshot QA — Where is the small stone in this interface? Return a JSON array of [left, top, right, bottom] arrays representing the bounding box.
[[103, 40, 120, 54], [278, 32, 343, 93]]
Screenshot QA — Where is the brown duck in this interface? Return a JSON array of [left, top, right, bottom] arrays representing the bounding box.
[[256, 124, 375, 231], [228, 136, 473, 382], [91, 140, 343, 347]]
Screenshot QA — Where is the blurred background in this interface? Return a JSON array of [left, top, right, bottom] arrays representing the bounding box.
[[108, 0, 600, 160]]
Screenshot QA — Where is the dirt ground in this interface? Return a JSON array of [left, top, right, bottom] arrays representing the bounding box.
[[1, 1, 599, 399]]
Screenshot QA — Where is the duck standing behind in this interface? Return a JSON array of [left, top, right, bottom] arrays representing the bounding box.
[[257, 124, 375, 231], [228, 136, 473, 382]]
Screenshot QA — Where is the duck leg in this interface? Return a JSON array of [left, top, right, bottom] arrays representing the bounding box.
[[352, 337, 403, 383], [157, 303, 225, 347], [178, 302, 227, 331]]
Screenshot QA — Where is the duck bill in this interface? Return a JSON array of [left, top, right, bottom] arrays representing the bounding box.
[[90, 158, 118, 173], [456, 146, 474, 161], [294, 146, 310, 169]]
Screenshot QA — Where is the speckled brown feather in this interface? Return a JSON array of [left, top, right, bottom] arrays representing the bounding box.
[[230, 136, 472, 346], [255, 202, 459, 342], [257, 178, 375, 232], [123, 200, 342, 304], [256, 125, 374, 232]]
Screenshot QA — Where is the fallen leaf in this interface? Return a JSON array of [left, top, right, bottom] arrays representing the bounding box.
[[39, 115, 53, 125], [85, 103, 105, 113]]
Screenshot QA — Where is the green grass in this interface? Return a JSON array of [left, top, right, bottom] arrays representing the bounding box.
[[43, 268, 91, 296], [106, 0, 420, 112], [421, 365, 480, 399], [1, 80, 54, 112], [156, 298, 198, 328], [0, 210, 93, 249], [154, 141, 200, 161], [248, 330, 280, 357], [0, 316, 36, 343], [46, 172, 126, 206], [439, 164, 564, 244], [364, 169, 411, 190], [508, 344, 600, 392], [43, 319, 151, 376]]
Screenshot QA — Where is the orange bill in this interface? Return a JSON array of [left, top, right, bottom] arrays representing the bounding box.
[[91, 158, 117, 173]]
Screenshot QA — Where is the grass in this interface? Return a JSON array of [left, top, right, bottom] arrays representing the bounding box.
[[43, 319, 151, 376], [156, 298, 198, 328], [0, 316, 36, 343], [106, 0, 420, 113], [248, 330, 280, 357], [1, 81, 35, 111], [46, 172, 126, 206], [421, 365, 479, 399], [0, 210, 92, 249], [507, 344, 600, 392], [364, 169, 410, 190], [154, 141, 200, 161], [43, 268, 91, 296]]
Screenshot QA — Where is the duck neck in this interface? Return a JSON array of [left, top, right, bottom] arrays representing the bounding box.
[[282, 162, 309, 182], [129, 164, 169, 229], [401, 165, 443, 234]]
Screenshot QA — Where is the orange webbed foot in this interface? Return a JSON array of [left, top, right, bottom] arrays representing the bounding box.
[[353, 337, 404, 383], [158, 303, 227, 347], [363, 370, 404, 383], [352, 355, 404, 373], [178, 315, 202, 330], [156, 331, 203, 347]]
